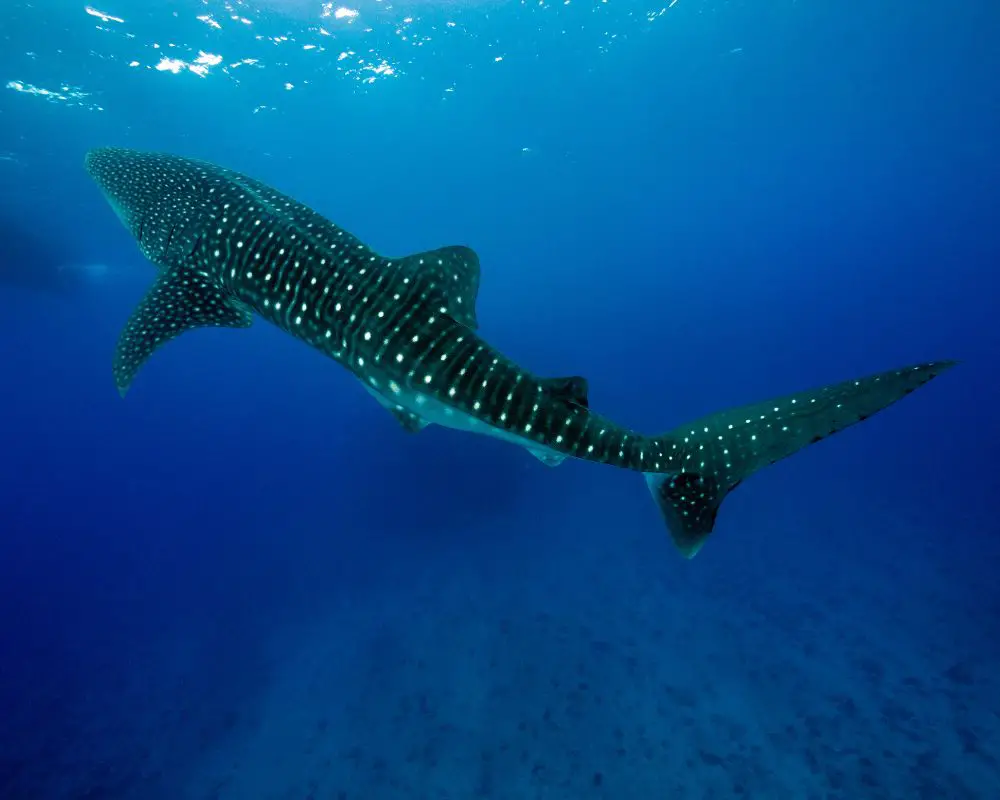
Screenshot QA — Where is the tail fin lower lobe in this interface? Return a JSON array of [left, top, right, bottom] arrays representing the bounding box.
[[646, 360, 956, 558]]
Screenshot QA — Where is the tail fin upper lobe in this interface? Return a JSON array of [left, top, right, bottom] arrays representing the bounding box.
[[646, 360, 957, 558]]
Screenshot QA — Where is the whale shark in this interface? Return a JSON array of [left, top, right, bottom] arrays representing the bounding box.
[[0, 214, 89, 295], [0, 212, 137, 295], [84, 146, 955, 558]]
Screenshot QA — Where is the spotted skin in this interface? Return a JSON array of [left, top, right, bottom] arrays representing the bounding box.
[[85, 147, 956, 558]]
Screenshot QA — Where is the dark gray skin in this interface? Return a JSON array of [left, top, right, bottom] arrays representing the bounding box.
[[85, 146, 957, 558]]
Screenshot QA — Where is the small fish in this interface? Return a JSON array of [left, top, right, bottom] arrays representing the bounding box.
[[85, 147, 956, 558]]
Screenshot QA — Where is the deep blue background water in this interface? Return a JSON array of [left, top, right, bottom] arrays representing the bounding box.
[[1, 1, 998, 798]]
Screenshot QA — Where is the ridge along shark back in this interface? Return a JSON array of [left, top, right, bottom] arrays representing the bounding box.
[[84, 147, 957, 559]]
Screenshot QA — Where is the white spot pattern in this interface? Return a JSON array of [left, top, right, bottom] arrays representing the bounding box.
[[86, 146, 954, 562]]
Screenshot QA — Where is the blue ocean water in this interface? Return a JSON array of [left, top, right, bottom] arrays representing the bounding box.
[[1, 0, 998, 797]]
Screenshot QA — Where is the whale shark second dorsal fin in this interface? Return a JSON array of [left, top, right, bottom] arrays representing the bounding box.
[[540, 375, 589, 408]]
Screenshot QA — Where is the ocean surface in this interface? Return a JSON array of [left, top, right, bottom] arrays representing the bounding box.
[[1, 1, 998, 798]]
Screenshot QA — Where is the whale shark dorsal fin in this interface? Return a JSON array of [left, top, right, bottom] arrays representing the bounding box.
[[114, 264, 253, 397], [540, 375, 589, 408], [398, 245, 481, 329]]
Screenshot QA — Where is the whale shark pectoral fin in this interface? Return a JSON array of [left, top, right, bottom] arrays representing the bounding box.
[[398, 245, 481, 329], [114, 265, 253, 397], [527, 447, 566, 467]]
